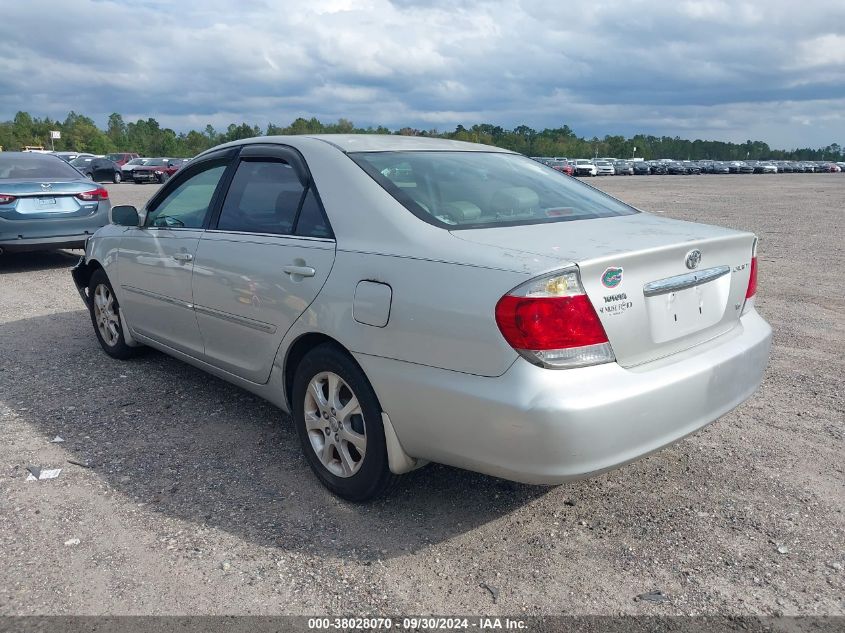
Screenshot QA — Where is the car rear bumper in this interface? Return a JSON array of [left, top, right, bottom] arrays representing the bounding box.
[[0, 204, 108, 252], [355, 310, 772, 484]]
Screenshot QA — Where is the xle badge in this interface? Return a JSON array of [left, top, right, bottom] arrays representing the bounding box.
[[601, 267, 623, 288]]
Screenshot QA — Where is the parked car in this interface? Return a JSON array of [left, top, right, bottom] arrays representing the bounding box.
[[53, 151, 95, 163], [613, 161, 633, 175], [132, 158, 187, 184], [105, 152, 140, 167], [633, 162, 651, 175], [547, 160, 573, 176], [0, 152, 110, 252], [667, 162, 688, 175], [71, 156, 124, 183], [121, 157, 149, 178], [738, 162, 755, 174], [594, 160, 615, 176], [70, 135, 771, 500], [686, 163, 702, 175], [573, 159, 597, 177], [754, 162, 778, 174], [708, 162, 730, 174], [648, 161, 668, 175]]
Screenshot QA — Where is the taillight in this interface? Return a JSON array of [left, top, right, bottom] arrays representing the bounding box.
[[495, 268, 615, 369], [76, 187, 109, 201], [0, 194, 16, 205], [745, 256, 758, 299]]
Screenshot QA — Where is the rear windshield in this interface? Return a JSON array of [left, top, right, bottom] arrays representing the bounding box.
[[0, 153, 82, 180], [350, 151, 637, 229]]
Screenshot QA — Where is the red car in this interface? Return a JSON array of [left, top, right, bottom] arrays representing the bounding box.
[[548, 159, 574, 176], [104, 152, 140, 167], [132, 158, 189, 184]]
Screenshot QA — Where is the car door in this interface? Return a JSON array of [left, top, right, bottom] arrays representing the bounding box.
[[191, 144, 336, 383], [117, 151, 235, 356], [94, 159, 111, 182]]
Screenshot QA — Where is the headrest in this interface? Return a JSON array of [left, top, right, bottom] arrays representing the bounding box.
[[489, 187, 539, 215], [443, 200, 482, 222]]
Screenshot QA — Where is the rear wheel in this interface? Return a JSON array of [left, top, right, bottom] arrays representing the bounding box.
[[292, 344, 398, 501], [87, 269, 140, 360]]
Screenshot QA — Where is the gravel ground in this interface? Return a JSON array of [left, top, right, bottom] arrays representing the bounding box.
[[0, 175, 843, 616]]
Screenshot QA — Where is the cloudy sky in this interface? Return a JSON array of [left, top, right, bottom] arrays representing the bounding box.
[[2, 0, 843, 148]]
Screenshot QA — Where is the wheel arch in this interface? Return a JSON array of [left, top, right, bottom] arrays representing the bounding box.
[[281, 331, 425, 475]]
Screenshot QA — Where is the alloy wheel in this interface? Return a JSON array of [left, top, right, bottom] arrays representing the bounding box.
[[303, 371, 367, 478], [93, 283, 120, 347]]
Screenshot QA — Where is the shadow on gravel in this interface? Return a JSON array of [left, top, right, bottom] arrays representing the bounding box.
[[1, 310, 550, 560], [0, 249, 82, 274]]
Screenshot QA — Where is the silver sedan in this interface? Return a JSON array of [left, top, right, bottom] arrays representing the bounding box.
[[71, 135, 771, 500]]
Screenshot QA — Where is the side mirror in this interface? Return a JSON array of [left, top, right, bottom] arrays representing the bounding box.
[[110, 205, 141, 227]]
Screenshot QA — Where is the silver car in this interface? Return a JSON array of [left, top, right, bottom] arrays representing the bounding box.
[[71, 135, 771, 501], [0, 152, 111, 253]]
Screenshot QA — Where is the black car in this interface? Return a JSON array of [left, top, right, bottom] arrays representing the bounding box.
[[666, 162, 688, 175], [709, 162, 730, 174], [648, 161, 668, 175], [70, 156, 123, 183], [686, 163, 702, 175], [633, 162, 651, 175]]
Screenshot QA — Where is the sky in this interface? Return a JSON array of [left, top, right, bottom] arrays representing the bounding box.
[[1, 0, 843, 149]]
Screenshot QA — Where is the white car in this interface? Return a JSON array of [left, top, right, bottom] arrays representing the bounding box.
[[573, 159, 597, 177]]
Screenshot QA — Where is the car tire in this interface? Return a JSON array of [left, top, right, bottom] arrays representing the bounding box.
[[87, 269, 140, 360], [159, 173, 170, 184], [85, 172, 94, 180], [113, 171, 122, 183], [292, 343, 399, 501]]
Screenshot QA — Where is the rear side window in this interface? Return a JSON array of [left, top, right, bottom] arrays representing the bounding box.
[[218, 160, 303, 234], [349, 151, 638, 229], [216, 159, 332, 238]]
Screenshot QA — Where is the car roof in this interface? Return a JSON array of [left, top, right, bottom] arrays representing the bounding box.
[[215, 134, 514, 154]]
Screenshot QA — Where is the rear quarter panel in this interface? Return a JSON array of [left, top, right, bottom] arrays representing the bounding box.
[[288, 249, 528, 377]]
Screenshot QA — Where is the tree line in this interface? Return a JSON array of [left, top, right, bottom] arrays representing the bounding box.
[[1, 110, 841, 162]]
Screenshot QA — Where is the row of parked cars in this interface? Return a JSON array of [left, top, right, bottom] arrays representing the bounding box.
[[534, 157, 845, 176], [47, 150, 190, 184]]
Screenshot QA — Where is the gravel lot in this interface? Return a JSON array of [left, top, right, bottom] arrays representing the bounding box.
[[1, 175, 843, 616]]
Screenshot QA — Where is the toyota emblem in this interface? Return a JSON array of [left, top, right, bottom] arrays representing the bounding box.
[[685, 249, 702, 270]]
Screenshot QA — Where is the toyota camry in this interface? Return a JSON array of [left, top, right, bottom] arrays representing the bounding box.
[[71, 135, 771, 501]]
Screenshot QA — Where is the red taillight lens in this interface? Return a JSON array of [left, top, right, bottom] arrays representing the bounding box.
[[495, 294, 609, 350], [745, 256, 757, 299], [76, 187, 109, 201], [0, 194, 16, 205]]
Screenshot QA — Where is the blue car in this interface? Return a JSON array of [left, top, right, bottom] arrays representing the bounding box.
[[0, 152, 111, 253]]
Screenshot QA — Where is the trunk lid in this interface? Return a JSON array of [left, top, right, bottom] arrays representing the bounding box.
[[452, 213, 756, 367], [0, 180, 99, 220]]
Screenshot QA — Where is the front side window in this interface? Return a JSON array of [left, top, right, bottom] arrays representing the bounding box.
[[350, 151, 638, 229], [146, 163, 227, 228]]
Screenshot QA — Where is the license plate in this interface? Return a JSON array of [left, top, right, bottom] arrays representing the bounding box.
[[37, 197, 57, 205], [646, 280, 730, 343]]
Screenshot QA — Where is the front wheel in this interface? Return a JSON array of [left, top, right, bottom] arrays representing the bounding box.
[[113, 171, 122, 183], [87, 269, 140, 360], [292, 344, 398, 501]]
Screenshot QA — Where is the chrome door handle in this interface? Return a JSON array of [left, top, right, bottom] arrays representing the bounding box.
[[172, 253, 193, 262], [282, 265, 316, 278]]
